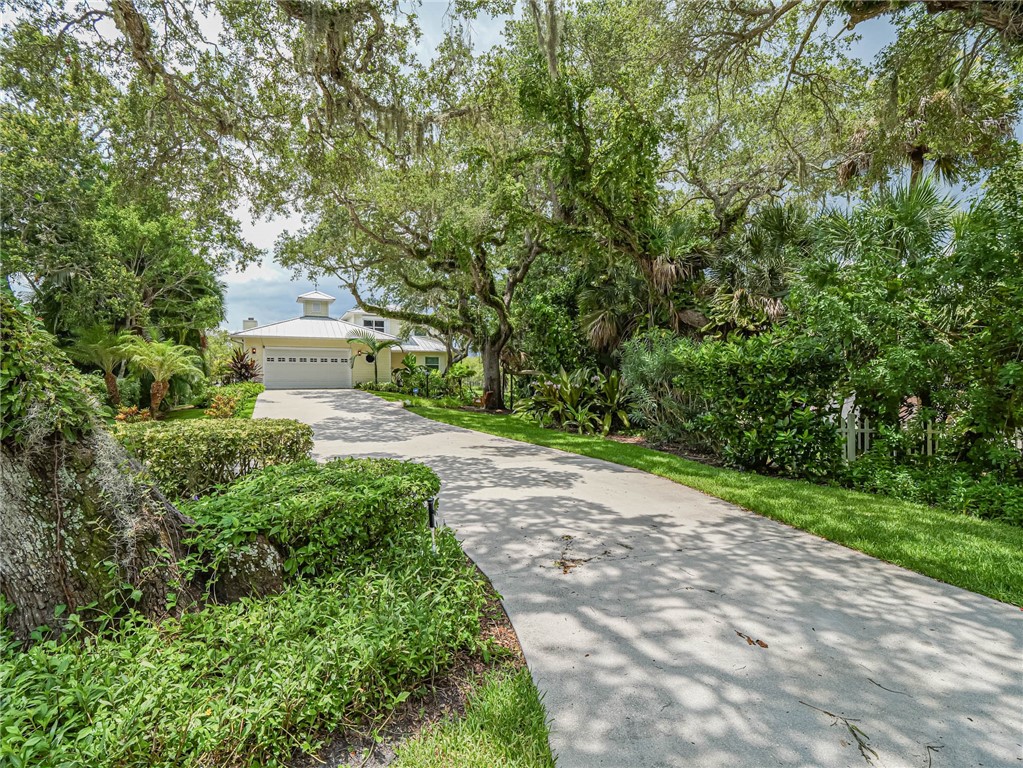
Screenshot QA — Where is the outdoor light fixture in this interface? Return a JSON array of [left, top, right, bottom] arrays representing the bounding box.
[[426, 495, 442, 553]]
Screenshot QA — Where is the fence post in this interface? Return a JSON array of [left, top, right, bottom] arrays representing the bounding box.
[[845, 410, 856, 462]]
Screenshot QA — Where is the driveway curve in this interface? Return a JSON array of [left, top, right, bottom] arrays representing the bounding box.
[[255, 389, 1022, 768]]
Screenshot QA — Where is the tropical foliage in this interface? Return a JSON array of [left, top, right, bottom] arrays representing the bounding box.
[[516, 369, 631, 436], [120, 339, 205, 418]]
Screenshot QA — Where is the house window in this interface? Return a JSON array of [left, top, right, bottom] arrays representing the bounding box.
[[363, 319, 385, 331], [425, 356, 440, 372], [311, 302, 321, 313]]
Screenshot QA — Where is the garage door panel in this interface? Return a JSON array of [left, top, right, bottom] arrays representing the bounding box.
[[264, 347, 351, 389]]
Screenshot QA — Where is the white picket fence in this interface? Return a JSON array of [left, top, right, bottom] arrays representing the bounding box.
[[838, 411, 1023, 462], [837, 412, 940, 462]]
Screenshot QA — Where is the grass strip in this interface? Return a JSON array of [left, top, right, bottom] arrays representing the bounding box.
[[234, 394, 258, 418], [388, 399, 1023, 606], [162, 396, 259, 421], [163, 406, 207, 421], [391, 668, 554, 768]]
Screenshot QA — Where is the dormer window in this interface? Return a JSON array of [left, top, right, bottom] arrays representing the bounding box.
[[311, 302, 321, 314], [363, 319, 385, 331]]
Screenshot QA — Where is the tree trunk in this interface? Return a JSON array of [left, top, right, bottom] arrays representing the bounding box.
[[481, 339, 505, 411], [150, 379, 169, 418], [0, 426, 286, 644], [103, 371, 121, 406], [0, 429, 203, 643], [908, 145, 926, 188]]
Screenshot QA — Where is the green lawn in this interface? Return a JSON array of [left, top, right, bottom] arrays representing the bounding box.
[[161, 394, 260, 421], [387, 398, 1023, 606], [164, 406, 207, 420], [392, 668, 554, 768]]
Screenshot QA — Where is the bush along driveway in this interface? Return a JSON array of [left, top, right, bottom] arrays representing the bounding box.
[[255, 388, 1023, 768]]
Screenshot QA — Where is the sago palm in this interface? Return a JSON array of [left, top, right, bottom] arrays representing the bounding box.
[[122, 338, 204, 418], [68, 327, 130, 405]]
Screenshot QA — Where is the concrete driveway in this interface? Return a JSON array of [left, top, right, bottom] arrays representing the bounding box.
[[255, 389, 1022, 768]]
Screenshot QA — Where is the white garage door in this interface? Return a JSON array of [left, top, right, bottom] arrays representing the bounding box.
[[263, 348, 351, 389]]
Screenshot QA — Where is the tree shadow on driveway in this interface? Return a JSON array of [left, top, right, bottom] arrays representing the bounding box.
[[262, 389, 1023, 768]]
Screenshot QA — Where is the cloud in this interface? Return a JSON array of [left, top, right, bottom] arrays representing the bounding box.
[[222, 207, 353, 329]]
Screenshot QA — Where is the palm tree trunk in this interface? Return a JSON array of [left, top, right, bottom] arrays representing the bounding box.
[[150, 380, 169, 419], [909, 146, 926, 188], [103, 371, 121, 406]]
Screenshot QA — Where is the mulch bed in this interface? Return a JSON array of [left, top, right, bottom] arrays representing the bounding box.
[[456, 405, 512, 414], [291, 562, 525, 768]]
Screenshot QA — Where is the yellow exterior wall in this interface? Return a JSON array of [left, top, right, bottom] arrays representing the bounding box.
[[238, 337, 439, 386], [349, 346, 393, 386], [395, 351, 448, 374]]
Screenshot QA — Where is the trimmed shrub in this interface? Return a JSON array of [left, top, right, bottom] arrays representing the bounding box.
[[217, 382, 265, 402], [112, 418, 313, 498], [183, 458, 441, 578], [621, 331, 844, 476], [677, 334, 844, 475]]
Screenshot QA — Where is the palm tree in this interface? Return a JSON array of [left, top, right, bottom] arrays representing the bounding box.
[[121, 338, 204, 418], [704, 203, 811, 333], [68, 327, 129, 405], [346, 329, 402, 385]]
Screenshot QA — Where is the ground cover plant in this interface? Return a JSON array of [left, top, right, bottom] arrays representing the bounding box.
[[0, 532, 490, 768], [387, 400, 1023, 607], [515, 368, 630, 436], [112, 417, 313, 497]]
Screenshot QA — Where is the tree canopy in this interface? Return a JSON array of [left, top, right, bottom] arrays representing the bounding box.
[[3, 0, 1020, 410]]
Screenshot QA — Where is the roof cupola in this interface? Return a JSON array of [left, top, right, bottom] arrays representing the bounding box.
[[297, 290, 335, 318]]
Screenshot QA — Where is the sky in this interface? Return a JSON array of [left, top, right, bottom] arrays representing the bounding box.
[[219, 10, 908, 331]]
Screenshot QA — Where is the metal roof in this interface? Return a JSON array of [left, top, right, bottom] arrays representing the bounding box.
[[296, 290, 336, 303], [397, 335, 447, 353], [231, 316, 398, 341]]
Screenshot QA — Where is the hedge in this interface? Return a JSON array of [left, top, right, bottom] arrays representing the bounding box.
[[112, 418, 313, 498], [182, 458, 441, 578]]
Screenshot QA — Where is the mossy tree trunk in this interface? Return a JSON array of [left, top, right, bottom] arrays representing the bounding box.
[[0, 429, 201, 643]]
